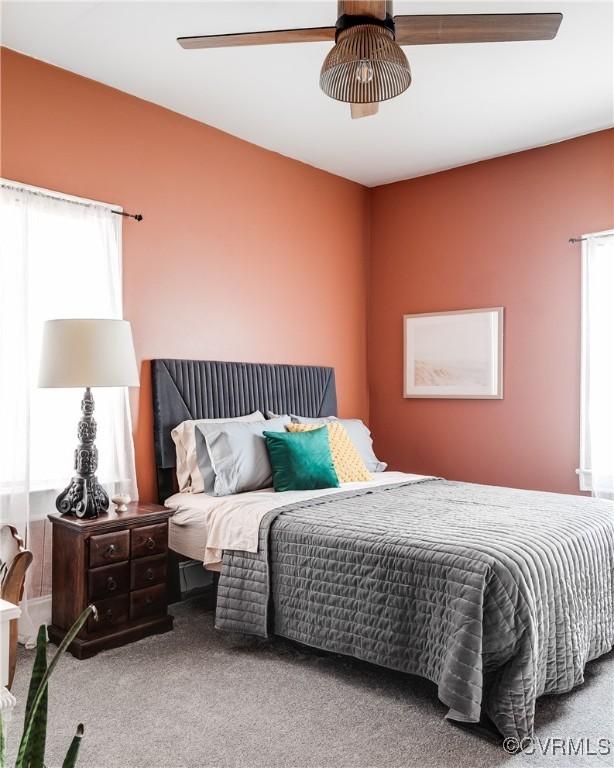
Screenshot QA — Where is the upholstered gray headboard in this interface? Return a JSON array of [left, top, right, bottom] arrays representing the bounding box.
[[151, 359, 337, 502]]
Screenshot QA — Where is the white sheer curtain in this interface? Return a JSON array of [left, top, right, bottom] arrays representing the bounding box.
[[579, 229, 614, 499], [0, 181, 138, 643]]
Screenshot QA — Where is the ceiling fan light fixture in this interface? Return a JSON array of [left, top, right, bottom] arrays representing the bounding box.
[[320, 23, 411, 104]]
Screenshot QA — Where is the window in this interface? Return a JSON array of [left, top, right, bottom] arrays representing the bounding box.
[[0, 180, 138, 528], [579, 229, 614, 499]]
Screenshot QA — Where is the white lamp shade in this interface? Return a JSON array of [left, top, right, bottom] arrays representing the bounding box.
[[38, 319, 140, 388]]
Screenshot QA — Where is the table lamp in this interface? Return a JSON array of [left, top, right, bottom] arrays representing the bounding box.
[[38, 319, 139, 519]]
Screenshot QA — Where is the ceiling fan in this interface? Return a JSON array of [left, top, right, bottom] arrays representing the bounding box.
[[178, 1, 562, 119]]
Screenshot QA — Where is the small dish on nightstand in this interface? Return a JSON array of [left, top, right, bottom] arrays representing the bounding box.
[[111, 493, 131, 512]]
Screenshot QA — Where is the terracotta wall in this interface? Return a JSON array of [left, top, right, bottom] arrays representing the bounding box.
[[368, 129, 614, 493], [0, 48, 370, 506], [2, 47, 612, 510]]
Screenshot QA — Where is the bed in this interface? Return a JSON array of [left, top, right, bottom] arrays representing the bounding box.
[[153, 358, 614, 744]]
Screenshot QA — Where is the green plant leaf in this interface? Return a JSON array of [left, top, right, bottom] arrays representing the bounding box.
[[22, 624, 48, 767], [61, 724, 84, 768], [15, 605, 97, 768]]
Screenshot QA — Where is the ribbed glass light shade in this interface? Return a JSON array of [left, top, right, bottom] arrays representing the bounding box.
[[320, 24, 411, 104]]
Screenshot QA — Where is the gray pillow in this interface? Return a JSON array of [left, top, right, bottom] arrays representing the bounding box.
[[267, 411, 338, 424], [201, 416, 290, 496], [337, 419, 387, 472], [194, 416, 271, 493], [293, 415, 338, 424], [193, 424, 227, 493], [267, 412, 386, 472]]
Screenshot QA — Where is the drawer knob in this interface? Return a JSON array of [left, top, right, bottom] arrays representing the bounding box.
[[145, 537, 156, 551], [104, 544, 117, 559], [106, 577, 117, 592], [105, 608, 113, 620], [145, 596, 154, 606], [145, 568, 154, 582]]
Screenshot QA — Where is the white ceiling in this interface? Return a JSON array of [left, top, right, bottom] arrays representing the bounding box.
[[1, 0, 612, 186]]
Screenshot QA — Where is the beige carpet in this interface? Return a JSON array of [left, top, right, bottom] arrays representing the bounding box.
[[6, 597, 614, 768]]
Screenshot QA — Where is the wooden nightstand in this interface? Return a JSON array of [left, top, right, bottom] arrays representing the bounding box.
[[48, 503, 174, 659]]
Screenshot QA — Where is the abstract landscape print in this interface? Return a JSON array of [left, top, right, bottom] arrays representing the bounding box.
[[404, 308, 503, 399]]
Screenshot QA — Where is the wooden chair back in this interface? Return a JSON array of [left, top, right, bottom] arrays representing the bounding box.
[[0, 525, 33, 690]]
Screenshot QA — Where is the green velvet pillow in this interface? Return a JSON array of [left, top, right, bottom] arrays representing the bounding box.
[[263, 426, 340, 492]]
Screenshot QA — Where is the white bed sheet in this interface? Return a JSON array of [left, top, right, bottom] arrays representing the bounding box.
[[167, 507, 212, 564], [166, 471, 432, 569]]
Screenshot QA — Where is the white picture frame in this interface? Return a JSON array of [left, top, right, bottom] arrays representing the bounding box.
[[403, 308, 504, 399]]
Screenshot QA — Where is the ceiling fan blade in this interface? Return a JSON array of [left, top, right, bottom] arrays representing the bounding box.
[[178, 27, 336, 49], [350, 102, 379, 119], [394, 13, 563, 45]]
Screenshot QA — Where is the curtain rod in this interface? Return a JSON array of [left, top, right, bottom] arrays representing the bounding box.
[[111, 210, 143, 222], [1, 180, 142, 222], [569, 232, 614, 244]]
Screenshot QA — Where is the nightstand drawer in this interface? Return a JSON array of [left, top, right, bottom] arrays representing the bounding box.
[[131, 554, 167, 590], [130, 584, 166, 621], [88, 562, 130, 601], [131, 523, 167, 559], [89, 594, 129, 633], [89, 530, 130, 567]]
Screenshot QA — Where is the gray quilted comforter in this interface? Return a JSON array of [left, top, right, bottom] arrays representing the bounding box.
[[216, 479, 614, 740]]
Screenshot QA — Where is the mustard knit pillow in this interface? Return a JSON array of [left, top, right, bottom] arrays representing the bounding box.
[[286, 422, 371, 483]]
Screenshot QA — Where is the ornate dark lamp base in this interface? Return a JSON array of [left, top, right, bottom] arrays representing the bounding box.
[[56, 387, 109, 519]]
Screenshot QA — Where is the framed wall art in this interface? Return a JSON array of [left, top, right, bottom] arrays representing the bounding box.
[[403, 308, 504, 399]]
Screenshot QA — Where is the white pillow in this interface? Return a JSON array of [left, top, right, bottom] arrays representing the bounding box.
[[171, 411, 264, 492]]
